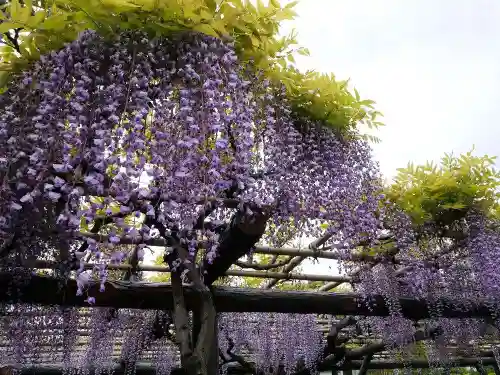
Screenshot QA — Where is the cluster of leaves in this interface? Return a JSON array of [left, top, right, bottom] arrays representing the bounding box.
[[0, 0, 382, 135], [385, 150, 500, 228]]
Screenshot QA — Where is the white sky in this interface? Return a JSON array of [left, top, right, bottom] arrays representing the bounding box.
[[280, 0, 500, 178], [150, 0, 500, 278], [281, 0, 500, 274]]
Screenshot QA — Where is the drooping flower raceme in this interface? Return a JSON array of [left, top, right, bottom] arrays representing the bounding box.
[[218, 312, 323, 375], [0, 29, 381, 287]]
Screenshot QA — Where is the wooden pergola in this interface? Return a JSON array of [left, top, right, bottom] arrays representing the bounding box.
[[1, 222, 499, 375]]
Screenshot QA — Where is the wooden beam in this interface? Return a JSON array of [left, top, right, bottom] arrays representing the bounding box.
[[225, 269, 350, 283], [332, 358, 497, 370], [6, 358, 499, 375], [0, 272, 496, 318], [27, 260, 351, 283]]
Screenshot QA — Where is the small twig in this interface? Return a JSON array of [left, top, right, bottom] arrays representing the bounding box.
[[3, 28, 21, 53], [235, 258, 290, 270]]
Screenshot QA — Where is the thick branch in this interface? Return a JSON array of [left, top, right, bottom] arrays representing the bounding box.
[[475, 365, 487, 375], [358, 353, 373, 375], [234, 258, 291, 270], [348, 325, 441, 359], [324, 316, 356, 358], [167, 240, 218, 375], [4, 29, 21, 53], [202, 208, 269, 285], [322, 325, 442, 369], [493, 362, 500, 375], [264, 232, 333, 289], [220, 347, 256, 374]]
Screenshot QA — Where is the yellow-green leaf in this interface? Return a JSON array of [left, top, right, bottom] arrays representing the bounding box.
[[285, 0, 299, 9], [9, 0, 21, 22], [39, 13, 68, 30], [27, 10, 47, 28], [193, 23, 218, 37], [250, 34, 260, 47], [0, 22, 19, 33]]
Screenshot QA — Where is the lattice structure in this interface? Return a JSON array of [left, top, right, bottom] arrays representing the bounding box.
[[1, 228, 500, 375]]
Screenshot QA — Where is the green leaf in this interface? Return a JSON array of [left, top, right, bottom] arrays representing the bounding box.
[[204, 0, 217, 11], [0, 22, 19, 33], [210, 19, 227, 35], [9, 0, 21, 22], [275, 7, 297, 21], [193, 23, 218, 37], [354, 88, 360, 101], [297, 47, 310, 56], [256, 0, 267, 14], [39, 13, 69, 30], [0, 71, 11, 93], [269, 0, 280, 8], [80, 216, 90, 232], [285, 0, 299, 9], [28, 10, 47, 28], [249, 34, 260, 47]]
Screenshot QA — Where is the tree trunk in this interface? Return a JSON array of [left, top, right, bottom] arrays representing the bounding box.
[[192, 293, 218, 375], [169, 242, 219, 375], [171, 272, 197, 375]]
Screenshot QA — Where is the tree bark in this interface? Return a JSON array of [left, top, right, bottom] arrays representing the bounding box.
[[358, 354, 374, 375], [168, 242, 218, 375], [171, 271, 195, 373], [202, 209, 269, 285]]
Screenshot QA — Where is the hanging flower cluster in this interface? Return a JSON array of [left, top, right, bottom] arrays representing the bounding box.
[[218, 312, 323, 375], [0, 305, 178, 371], [0, 29, 381, 280], [353, 206, 500, 360]]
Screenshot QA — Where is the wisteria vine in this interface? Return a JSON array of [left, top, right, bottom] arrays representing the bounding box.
[[1, 22, 500, 375], [0, 29, 381, 289]]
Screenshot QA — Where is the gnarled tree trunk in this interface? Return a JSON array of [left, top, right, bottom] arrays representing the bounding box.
[[168, 244, 219, 375]]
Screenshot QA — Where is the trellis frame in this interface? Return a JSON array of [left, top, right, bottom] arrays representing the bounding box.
[[1, 221, 499, 375]]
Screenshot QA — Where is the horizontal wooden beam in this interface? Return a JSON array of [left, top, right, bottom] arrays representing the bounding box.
[[254, 245, 344, 259], [9, 357, 498, 375], [0, 272, 494, 318], [26, 260, 350, 282], [223, 269, 351, 282], [334, 358, 497, 370], [78, 232, 390, 263]]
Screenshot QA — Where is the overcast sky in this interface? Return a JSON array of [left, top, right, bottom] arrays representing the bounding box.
[[280, 0, 500, 179], [279, 0, 500, 274]]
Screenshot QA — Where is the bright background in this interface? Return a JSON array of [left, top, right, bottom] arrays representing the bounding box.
[[276, 0, 500, 274]]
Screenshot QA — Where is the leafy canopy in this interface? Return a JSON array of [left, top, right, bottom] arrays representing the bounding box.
[[0, 0, 382, 135], [386, 150, 500, 228]]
